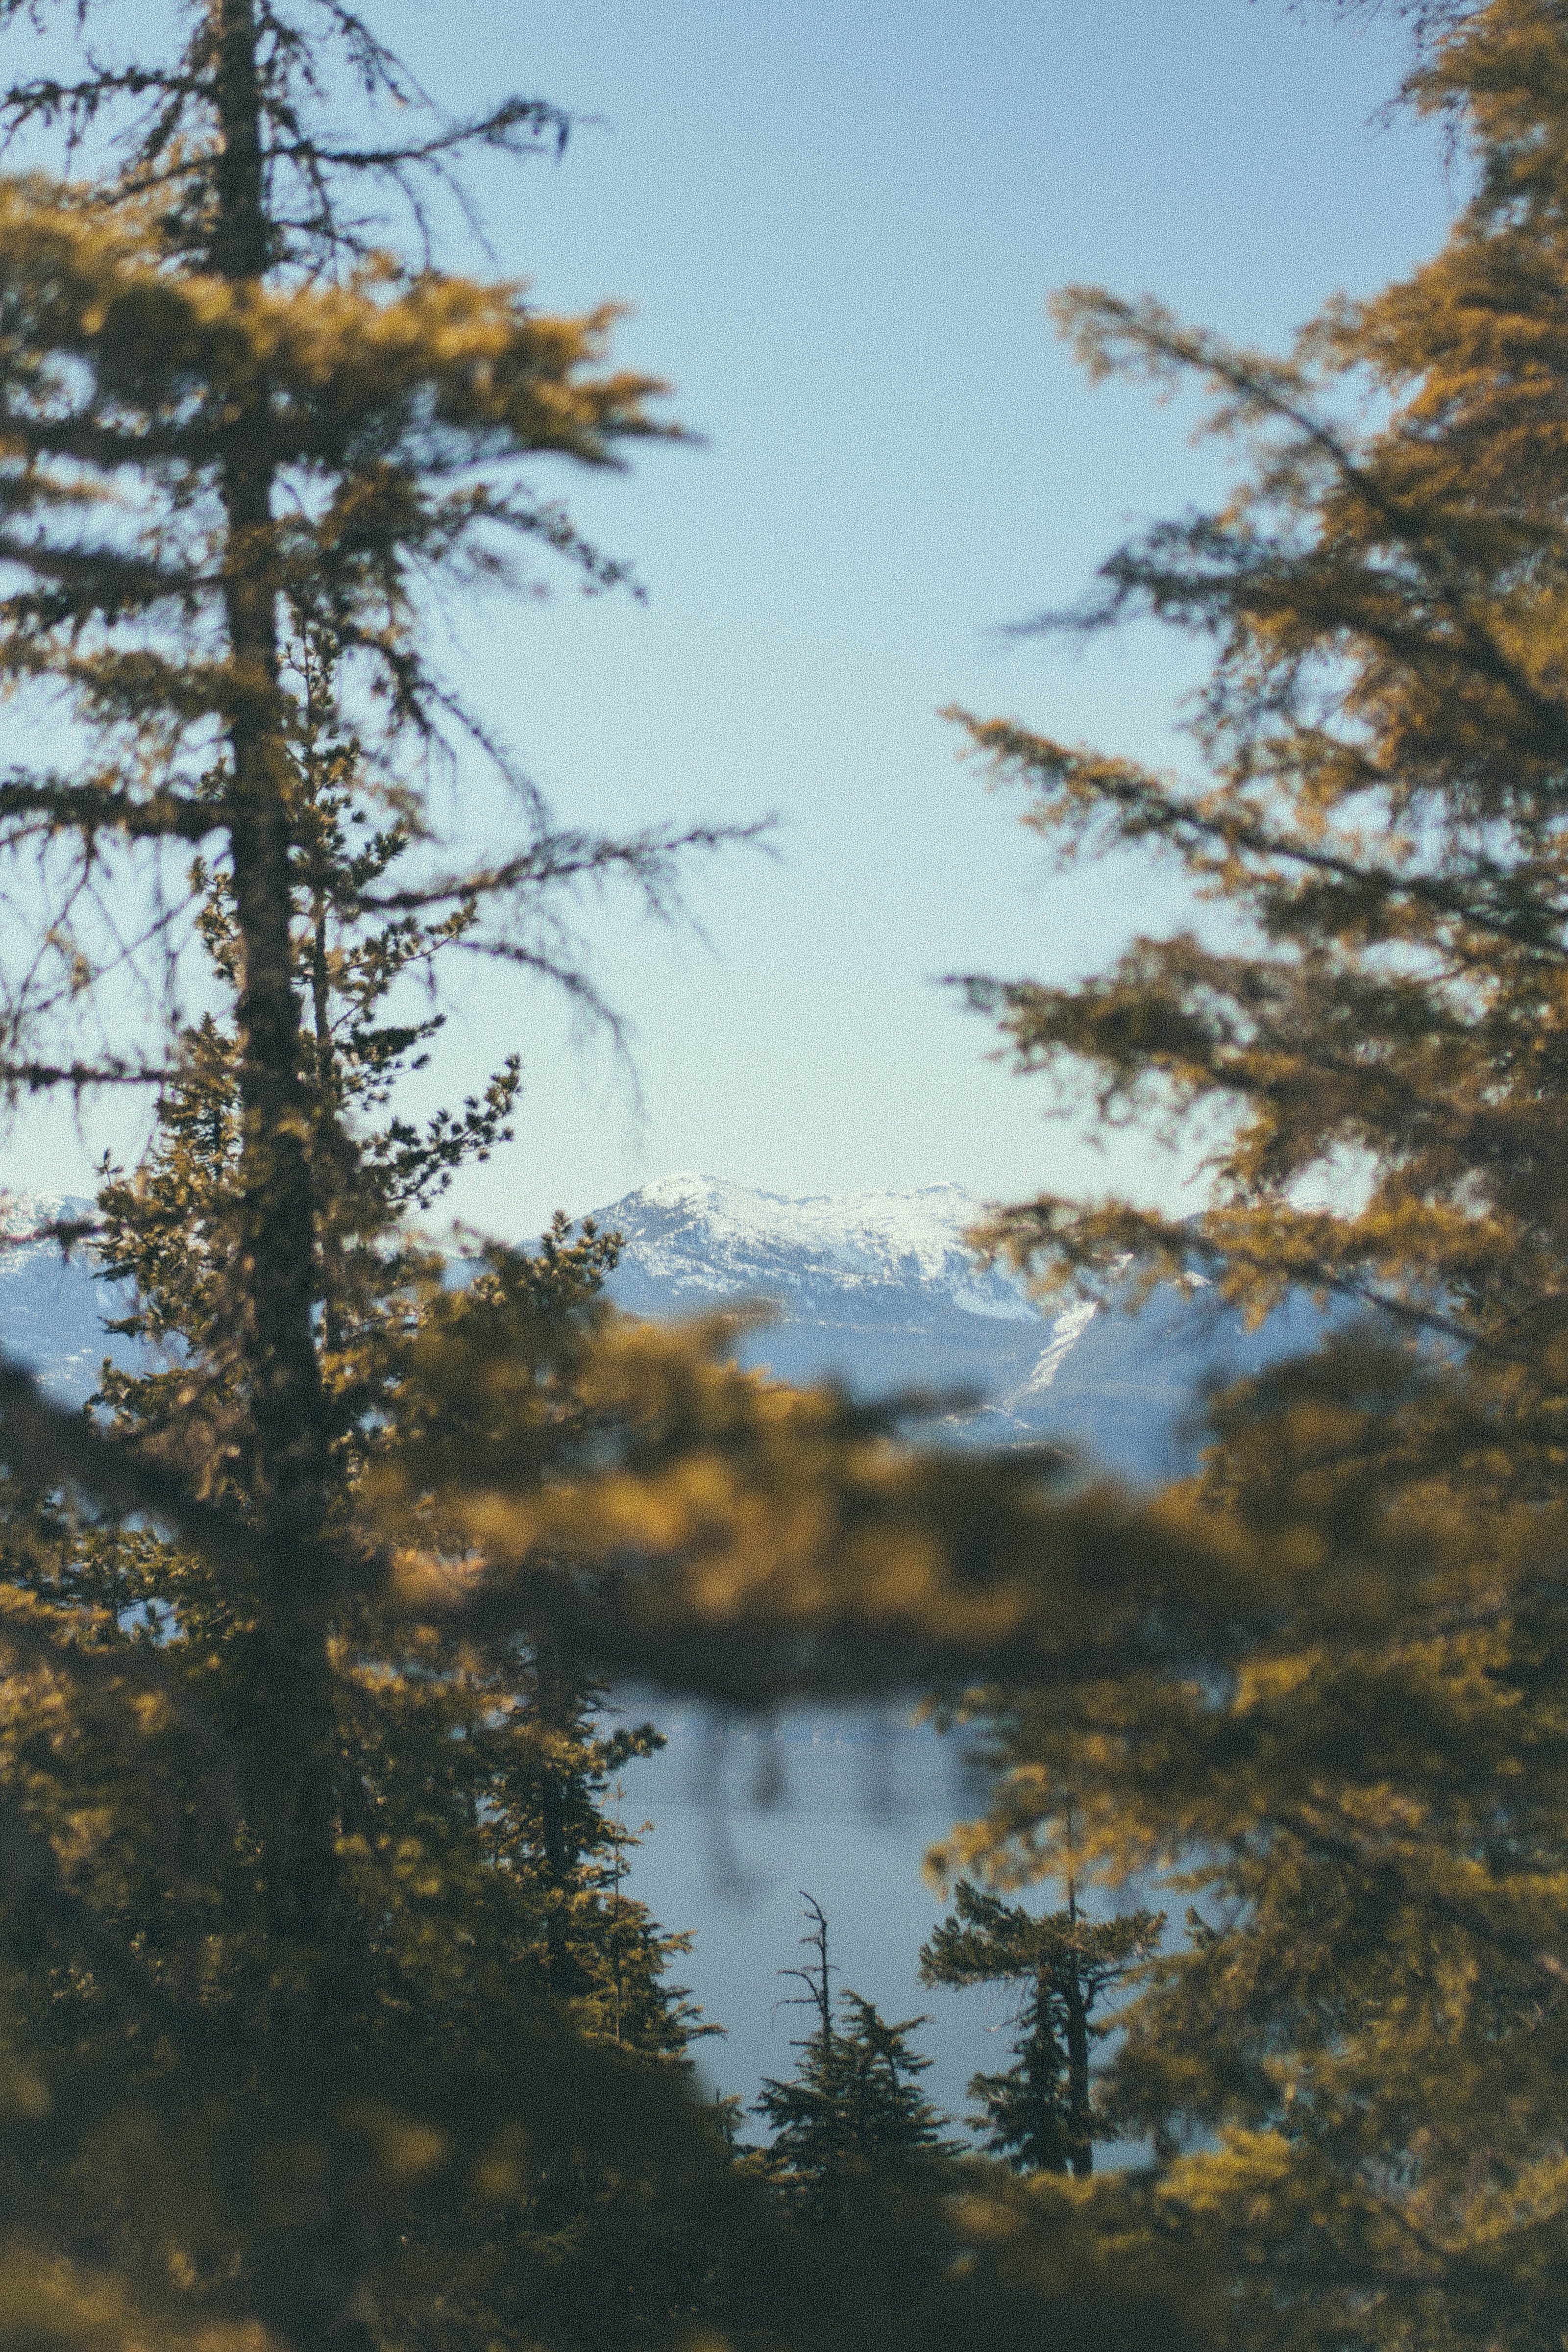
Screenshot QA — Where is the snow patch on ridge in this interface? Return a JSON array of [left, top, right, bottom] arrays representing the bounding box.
[[1013, 1297, 1099, 1395], [0, 1191, 95, 1244], [596, 1172, 1039, 1322]]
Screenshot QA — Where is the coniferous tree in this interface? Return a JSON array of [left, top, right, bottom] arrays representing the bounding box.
[[0, 0, 741, 2105], [0, 2, 771, 2338], [753, 1898, 951, 2223], [920, 1881, 1161, 2178], [930, 1, 1568, 2342]]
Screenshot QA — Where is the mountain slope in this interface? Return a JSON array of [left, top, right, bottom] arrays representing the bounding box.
[[0, 1193, 130, 1401], [0, 1174, 1340, 1481], [594, 1172, 1334, 1481]]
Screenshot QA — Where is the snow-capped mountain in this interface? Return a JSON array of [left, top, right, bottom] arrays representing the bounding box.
[[0, 1192, 132, 1401], [593, 1173, 1334, 1482], [595, 1174, 1036, 1321], [0, 1174, 1339, 1481]]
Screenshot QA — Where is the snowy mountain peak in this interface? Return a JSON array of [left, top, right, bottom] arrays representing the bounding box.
[[0, 1190, 96, 1242], [0, 1172, 1341, 1480], [589, 1173, 1340, 1481], [593, 1173, 1039, 1322], [0, 1192, 124, 1400]]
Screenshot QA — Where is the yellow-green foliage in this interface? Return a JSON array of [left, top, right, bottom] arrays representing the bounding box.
[[0, 174, 666, 771], [368, 1250, 1242, 1706], [935, 3, 1568, 2343]]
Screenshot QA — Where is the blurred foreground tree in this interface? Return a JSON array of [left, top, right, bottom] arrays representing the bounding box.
[[937, 0, 1568, 2343]]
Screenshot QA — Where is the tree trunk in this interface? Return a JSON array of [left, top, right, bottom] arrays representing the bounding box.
[[534, 1637, 580, 1999], [211, 0, 343, 2020], [1063, 1963, 1092, 2180]]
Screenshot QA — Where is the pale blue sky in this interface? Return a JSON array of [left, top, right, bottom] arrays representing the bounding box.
[[5, 0, 1457, 1235]]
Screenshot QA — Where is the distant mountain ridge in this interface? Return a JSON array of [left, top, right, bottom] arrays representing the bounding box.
[[594, 1174, 1036, 1320], [0, 1192, 129, 1401], [593, 1173, 1334, 1483], [0, 1175, 1338, 1482]]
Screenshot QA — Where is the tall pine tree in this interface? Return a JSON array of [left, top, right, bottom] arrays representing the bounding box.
[[936, 1, 1568, 2342], [0, 2, 768, 2342]]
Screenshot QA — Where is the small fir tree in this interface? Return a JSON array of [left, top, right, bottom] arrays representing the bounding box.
[[754, 1897, 951, 2221], [920, 1880, 1162, 2177]]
